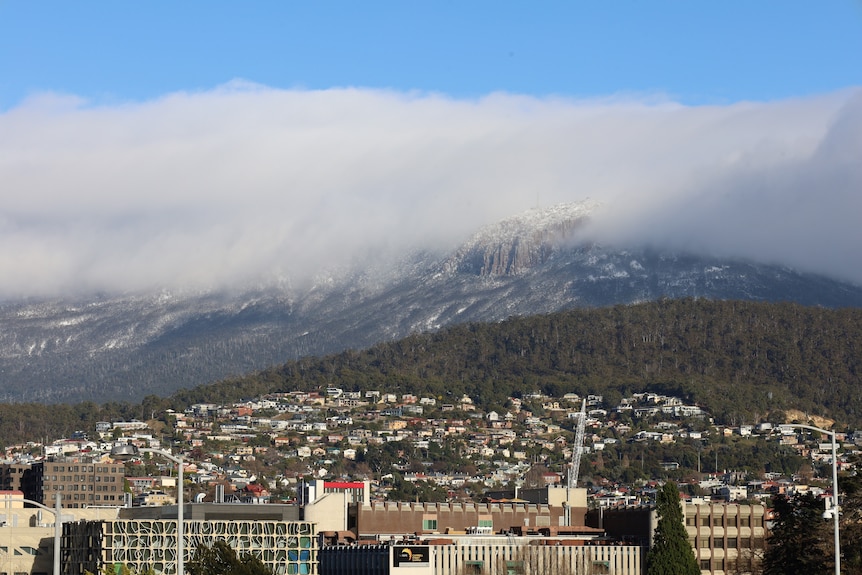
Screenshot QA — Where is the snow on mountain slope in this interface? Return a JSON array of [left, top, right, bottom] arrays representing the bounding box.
[[1, 201, 861, 403]]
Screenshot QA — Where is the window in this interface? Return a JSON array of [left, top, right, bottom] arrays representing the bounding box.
[[422, 519, 437, 531], [740, 517, 750, 527], [465, 561, 484, 574], [700, 560, 710, 570], [478, 519, 493, 528], [713, 517, 723, 527], [686, 517, 694, 526], [753, 538, 765, 549], [728, 538, 738, 548], [701, 517, 709, 527]]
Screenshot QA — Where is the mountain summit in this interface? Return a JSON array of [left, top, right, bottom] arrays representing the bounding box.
[[2, 201, 861, 403], [447, 201, 599, 276]]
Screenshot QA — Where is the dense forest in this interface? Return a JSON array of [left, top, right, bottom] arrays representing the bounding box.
[[1, 299, 861, 446], [177, 299, 862, 424]]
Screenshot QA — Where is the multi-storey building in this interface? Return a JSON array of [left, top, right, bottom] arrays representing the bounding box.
[[1, 459, 128, 508], [0, 463, 43, 501], [320, 536, 646, 575], [684, 501, 767, 574], [62, 512, 316, 575], [588, 500, 768, 575], [0, 491, 120, 575]]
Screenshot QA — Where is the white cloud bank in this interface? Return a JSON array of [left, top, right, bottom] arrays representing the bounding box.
[[1, 83, 860, 299]]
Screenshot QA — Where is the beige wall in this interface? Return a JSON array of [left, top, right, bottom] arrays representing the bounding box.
[[0, 506, 120, 575], [684, 502, 767, 575], [432, 540, 644, 575], [304, 492, 348, 532]]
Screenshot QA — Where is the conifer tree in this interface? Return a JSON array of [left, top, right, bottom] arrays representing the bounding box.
[[763, 492, 831, 575], [646, 481, 700, 575]]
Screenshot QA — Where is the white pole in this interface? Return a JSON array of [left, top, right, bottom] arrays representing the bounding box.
[[54, 492, 62, 575], [177, 458, 184, 575], [831, 432, 840, 575], [781, 424, 841, 575]]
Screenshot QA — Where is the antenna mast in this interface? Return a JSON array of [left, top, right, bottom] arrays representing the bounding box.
[[569, 399, 587, 489]]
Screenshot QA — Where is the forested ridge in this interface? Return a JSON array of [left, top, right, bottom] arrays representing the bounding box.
[[177, 298, 862, 425], [1, 298, 860, 446]]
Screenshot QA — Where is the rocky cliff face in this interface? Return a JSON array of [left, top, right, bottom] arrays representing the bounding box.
[[447, 202, 596, 276], [2, 201, 862, 403]]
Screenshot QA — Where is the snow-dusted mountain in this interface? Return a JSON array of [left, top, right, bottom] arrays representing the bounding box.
[[3, 201, 862, 403]]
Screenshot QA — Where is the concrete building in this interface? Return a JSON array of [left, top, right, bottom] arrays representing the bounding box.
[[63, 517, 317, 575], [345, 487, 588, 540], [0, 459, 126, 508], [320, 536, 646, 575], [588, 501, 768, 575], [684, 502, 767, 574], [0, 491, 119, 575], [302, 480, 371, 506]]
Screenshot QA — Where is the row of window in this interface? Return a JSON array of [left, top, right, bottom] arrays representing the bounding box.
[[686, 516, 762, 527], [700, 558, 755, 571], [421, 518, 493, 530], [58, 493, 121, 501], [49, 465, 121, 474], [48, 475, 118, 483], [46, 484, 118, 492], [691, 537, 765, 549]]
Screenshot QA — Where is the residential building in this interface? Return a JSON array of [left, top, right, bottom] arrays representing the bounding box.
[[0, 459, 127, 508]]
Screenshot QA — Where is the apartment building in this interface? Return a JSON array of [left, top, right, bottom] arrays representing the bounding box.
[[0, 459, 127, 508]]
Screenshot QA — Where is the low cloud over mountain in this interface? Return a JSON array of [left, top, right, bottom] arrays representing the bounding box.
[[1, 84, 861, 300]]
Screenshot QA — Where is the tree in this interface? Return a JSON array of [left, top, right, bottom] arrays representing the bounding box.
[[187, 540, 272, 575], [646, 481, 699, 575], [838, 465, 862, 575], [763, 492, 831, 575]]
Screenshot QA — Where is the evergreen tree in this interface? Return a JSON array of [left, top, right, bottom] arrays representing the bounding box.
[[840, 465, 862, 574], [187, 540, 272, 575], [763, 492, 831, 575], [646, 481, 700, 575]]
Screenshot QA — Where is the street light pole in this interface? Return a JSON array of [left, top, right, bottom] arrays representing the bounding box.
[[54, 492, 62, 575], [111, 445, 185, 575], [1, 492, 64, 575], [780, 423, 840, 575]]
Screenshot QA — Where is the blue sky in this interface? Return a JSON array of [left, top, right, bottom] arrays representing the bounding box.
[[2, 1, 860, 107], [1, 2, 861, 298]]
